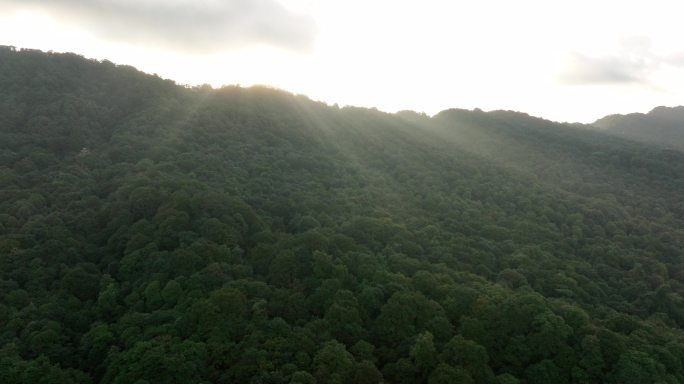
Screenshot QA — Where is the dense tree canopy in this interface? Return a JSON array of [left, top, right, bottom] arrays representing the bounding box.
[[1, 46, 684, 383], [592, 106, 684, 151]]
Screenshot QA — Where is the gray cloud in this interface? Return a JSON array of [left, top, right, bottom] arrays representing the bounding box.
[[666, 52, 684, 67], [558, 37, 684, 86], [1, 0, 317, 52], [558, 53, 650, 85]]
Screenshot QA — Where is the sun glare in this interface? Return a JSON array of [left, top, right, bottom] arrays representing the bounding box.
[[1, 0, 683, 122]]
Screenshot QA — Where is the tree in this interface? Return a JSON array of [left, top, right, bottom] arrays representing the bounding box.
[[101, 339, 209, 384], [440, 335, 494, 383], [268, 250, 300, 287], [411, 331, 438, 377], [324, 290, 365, 345], [62, 266, 100, 301], [353, 360, 383, 384], [428, 363, 473, 384], [312, 340, 355, 384], [374, 291, 450, 345], [525, 359, 564, 384]]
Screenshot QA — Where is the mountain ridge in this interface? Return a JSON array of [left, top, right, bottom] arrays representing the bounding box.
[[591, 105, 684, 150], [1, 46, 684, 384], [10, 43, 682, 131]]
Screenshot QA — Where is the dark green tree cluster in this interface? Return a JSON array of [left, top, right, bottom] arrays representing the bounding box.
[[1, 46, 684, 383]]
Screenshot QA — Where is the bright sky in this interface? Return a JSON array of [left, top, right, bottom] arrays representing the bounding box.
[[1, 0, 683, 122]]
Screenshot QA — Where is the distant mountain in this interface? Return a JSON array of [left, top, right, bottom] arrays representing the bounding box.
[[1, 46, 684, 384], [592, 106, 684, 150]]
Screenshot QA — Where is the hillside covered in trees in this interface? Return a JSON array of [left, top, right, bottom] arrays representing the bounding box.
[[1, 47, 684, 384], [592, 106, 684, 151]]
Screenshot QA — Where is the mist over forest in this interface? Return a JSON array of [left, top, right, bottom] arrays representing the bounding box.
[[1, 47, 684, 384]]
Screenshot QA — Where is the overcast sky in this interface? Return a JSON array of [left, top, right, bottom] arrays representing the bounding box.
[[1, 0, 683, 122]]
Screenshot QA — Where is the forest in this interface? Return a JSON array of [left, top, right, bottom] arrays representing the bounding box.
[[592, 106, 684, 151], [1, 46, 684, 383]]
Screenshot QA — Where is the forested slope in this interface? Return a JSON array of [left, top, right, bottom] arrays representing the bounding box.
[[1, 46, 684, 384], [592, 106, 684, 151]]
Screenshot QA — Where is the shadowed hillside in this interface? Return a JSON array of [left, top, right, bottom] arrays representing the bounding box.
[[1, 46, 684, 384], [592, 106, 684, 151]]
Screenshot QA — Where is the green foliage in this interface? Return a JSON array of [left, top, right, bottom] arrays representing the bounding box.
[[312, 340, 355, 384], [411, 331, 438, 378], [1, 47, 684, 383], [101, 339, 209, 384], [592, 106, 684, 151]]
